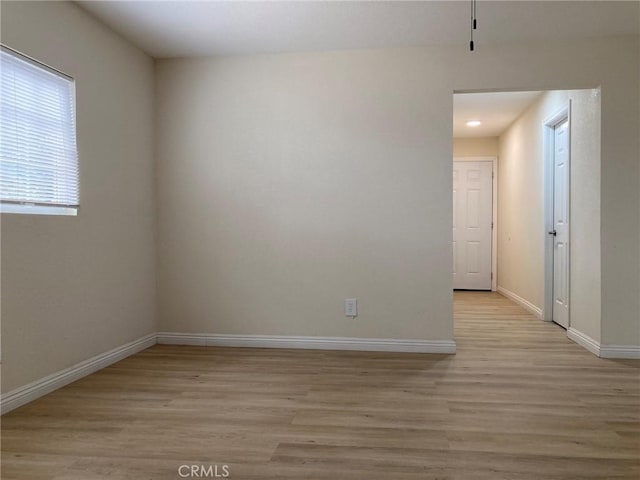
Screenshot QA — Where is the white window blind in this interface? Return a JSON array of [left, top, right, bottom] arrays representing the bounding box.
[[0, 46, 78, 213]]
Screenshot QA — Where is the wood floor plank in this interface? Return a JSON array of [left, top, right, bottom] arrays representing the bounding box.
[[2, 291, 639, 479]]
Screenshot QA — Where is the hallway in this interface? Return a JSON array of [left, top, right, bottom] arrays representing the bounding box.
[[450, 291, 639, 476]]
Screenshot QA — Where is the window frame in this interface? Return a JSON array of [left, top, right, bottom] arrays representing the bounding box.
[[0, 45, 79, 217]]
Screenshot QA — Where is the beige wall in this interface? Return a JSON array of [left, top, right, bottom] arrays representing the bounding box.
[[497, 91, 568, 311], [1, 2, 157, 392], [155, 50, 454, 341], [157, 36, 639, 347], [453, 137, 499, 157], [569, 89, 602, 342], [600, 36, 640, 346], [497, 89, 602, 341]]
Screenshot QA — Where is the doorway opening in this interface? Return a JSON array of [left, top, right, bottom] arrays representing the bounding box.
[[452, 88, 601, 341]]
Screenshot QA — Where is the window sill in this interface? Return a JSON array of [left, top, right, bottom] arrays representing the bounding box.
[[1, 204, 78, 216]]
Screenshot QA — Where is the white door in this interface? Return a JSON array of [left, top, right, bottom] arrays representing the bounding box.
[[552, 120, 570, 328], [453, 161, 493, 290]]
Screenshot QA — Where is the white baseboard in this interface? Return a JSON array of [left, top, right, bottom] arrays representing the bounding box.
[[1, 331, 455, 415], [2, 322, 636, 416], [567, 327, 640, 359], [567, 327, 601, 356], [599, 344, 640, 359], [157, 332, 456, 354], [497, 286, 543, 319], [0, 333, 156, 415]]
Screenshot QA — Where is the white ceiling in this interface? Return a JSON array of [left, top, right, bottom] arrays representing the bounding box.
[[76, 1, 639, 58], [453, 91, 543, 138]]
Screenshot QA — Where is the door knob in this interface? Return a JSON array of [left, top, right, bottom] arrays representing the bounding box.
[[548, 230, 557, 236]]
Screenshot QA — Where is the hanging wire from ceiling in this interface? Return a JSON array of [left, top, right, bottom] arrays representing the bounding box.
[[470, 0, 478, 52]]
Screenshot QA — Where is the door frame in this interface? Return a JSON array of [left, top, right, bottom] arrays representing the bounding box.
[[542, 104, 571, 324], [453, 156, 498, 291]]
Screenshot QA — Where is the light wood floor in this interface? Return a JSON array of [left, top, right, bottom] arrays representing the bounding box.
[[2, 292, 639, 479]]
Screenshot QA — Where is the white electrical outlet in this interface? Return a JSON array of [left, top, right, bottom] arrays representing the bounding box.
[[345, 298, 358, 317]]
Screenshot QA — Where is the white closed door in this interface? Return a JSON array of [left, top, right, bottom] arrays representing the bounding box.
[[453, 161, 493, 290], [552, 120, 570, 328]]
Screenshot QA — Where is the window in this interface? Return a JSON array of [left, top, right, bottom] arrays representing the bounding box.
[[0, 45, 78, 216]]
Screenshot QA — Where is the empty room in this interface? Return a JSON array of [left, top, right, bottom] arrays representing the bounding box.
[[1, 1, 639, 479]]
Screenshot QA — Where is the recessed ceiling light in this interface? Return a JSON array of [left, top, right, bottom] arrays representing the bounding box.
[[466, 120, 482, 127]]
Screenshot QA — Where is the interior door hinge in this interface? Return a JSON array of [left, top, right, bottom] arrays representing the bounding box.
[[491, 222, 494, 229], [491, 272, 493, 280]]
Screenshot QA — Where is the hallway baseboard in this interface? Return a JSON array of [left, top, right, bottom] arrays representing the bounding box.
[[496, 286, 543, 319], [567, 327, 640, 359], [567, 327, 600, 356]]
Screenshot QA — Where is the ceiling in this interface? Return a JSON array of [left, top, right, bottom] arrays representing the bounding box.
[[453, 91, 543, 138], [76, 1, 639, 58]]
